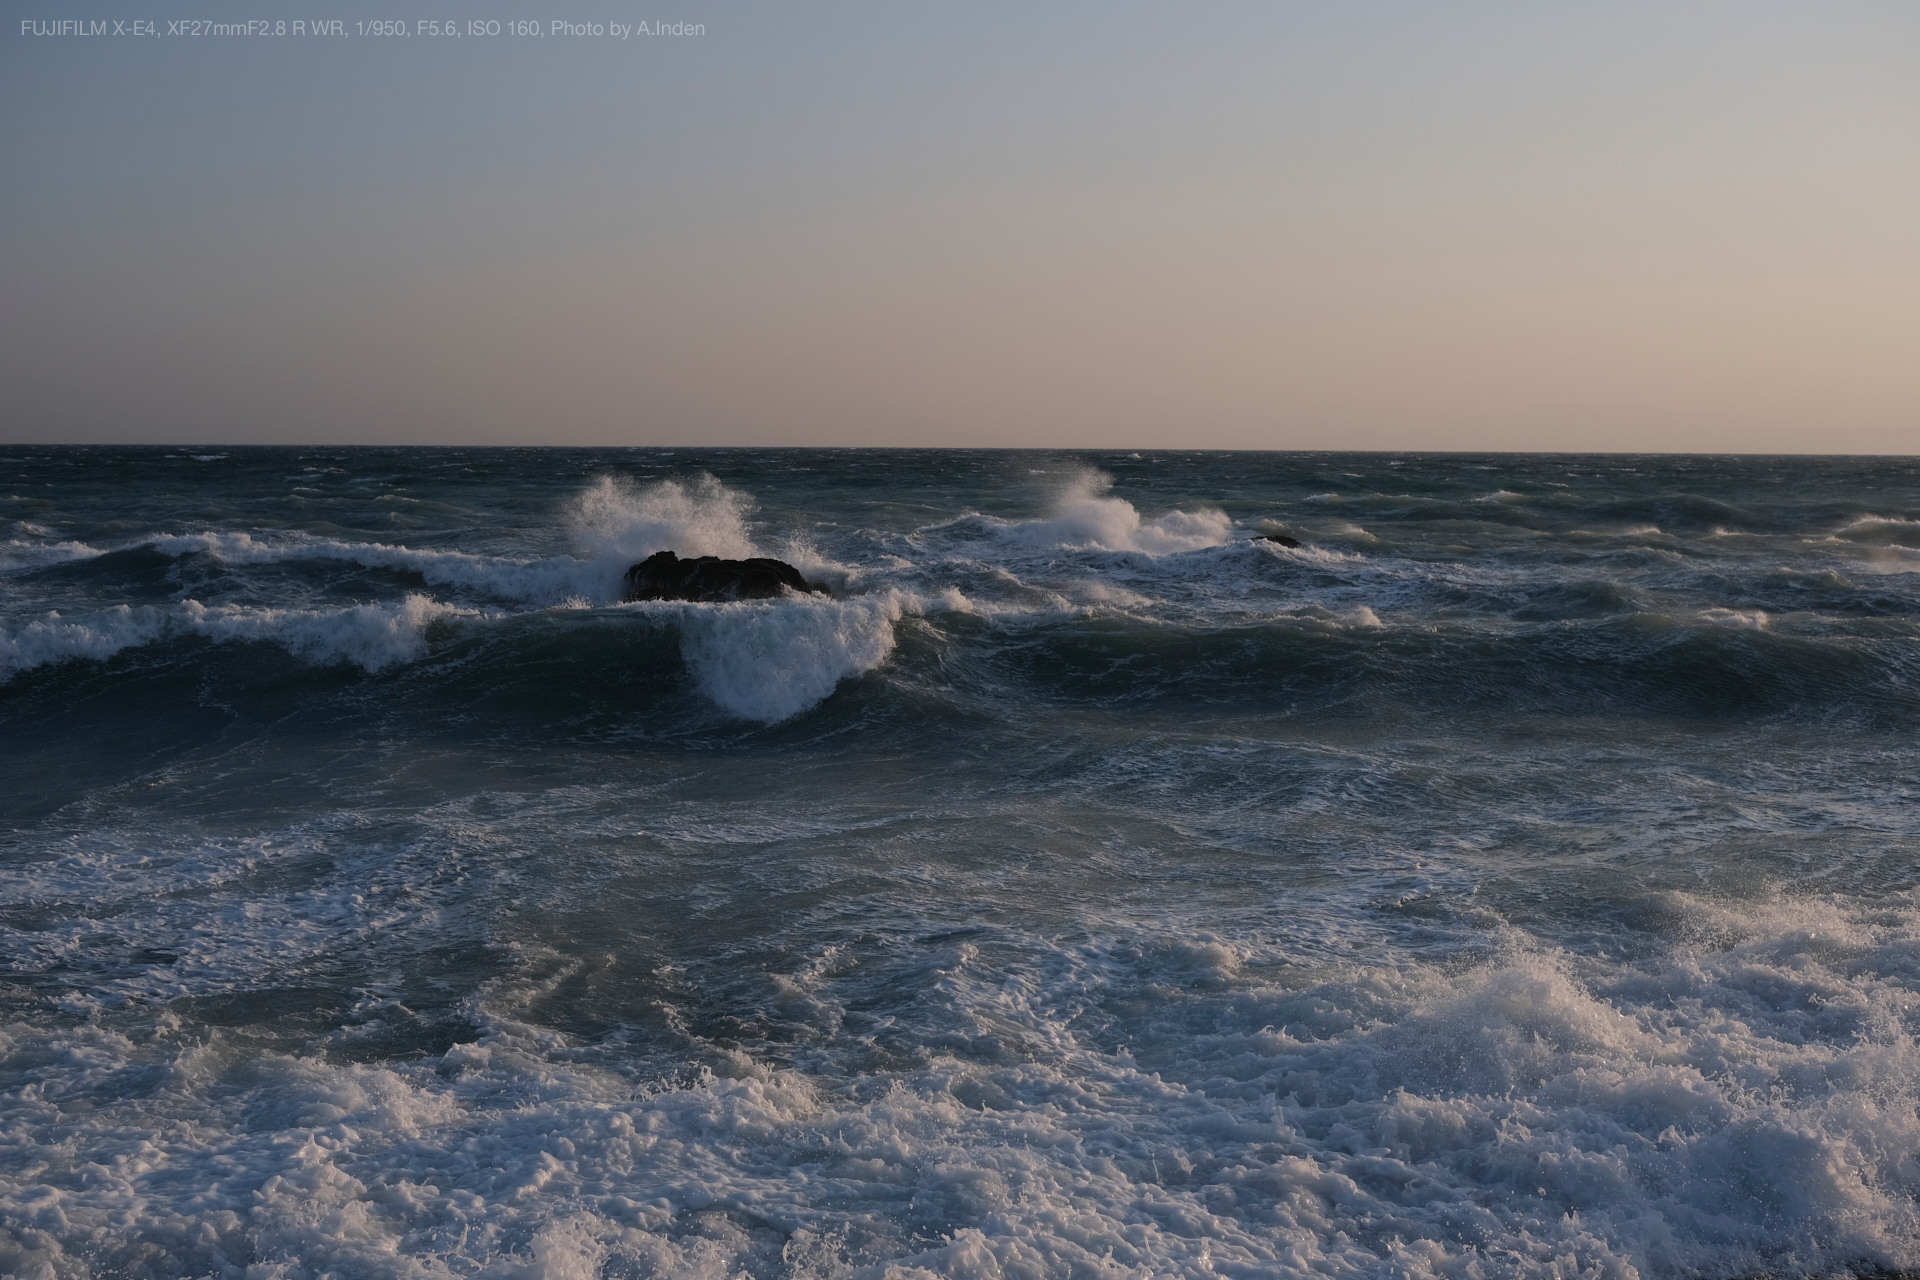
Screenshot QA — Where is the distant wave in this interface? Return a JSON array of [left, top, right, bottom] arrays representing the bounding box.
[[0, 594, 485, 679], [0, 536, 105, 567], [940, 469, 1234, 555], [9, 465, 1920, 729]]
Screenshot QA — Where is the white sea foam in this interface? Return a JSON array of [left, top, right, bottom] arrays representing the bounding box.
[[1, 474, 895, 717], [0, 605, 165, 675], [656, 590, 910, 723], [104, 474, 768, 610], [1320, 521, 1380, 546], [1069, 579, 1154, 607], [1258, 539, 1368, 567], [1833, 514, 1920, 545], [2, 892, 1917, 1278], [1697, 607, 1769, 629], [184, 594, 479, 670], [0, 537, 102, 568], [0, 594, 478, 679], [774, 539, 869, 596], [996, 471, 1232, 555], [147, 530, 601, 606]]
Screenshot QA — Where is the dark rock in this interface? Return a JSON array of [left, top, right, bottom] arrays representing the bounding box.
[[622, 550, 828, 603], [1258, 533, 1301, 548]]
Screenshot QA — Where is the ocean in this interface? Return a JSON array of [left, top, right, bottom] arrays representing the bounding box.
[[2, 446, 1918, 1279]]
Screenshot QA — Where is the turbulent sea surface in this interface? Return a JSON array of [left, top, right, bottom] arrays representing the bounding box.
[[4, 446, 1920, 1280]]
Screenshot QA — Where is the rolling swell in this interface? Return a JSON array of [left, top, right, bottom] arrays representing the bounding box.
[[943, 609, 1915, 725], [4, 451, 1916, 774], [12, 585, 1903, 733]]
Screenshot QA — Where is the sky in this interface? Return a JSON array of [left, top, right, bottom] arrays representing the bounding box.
[[3, 1, 1916, 452]]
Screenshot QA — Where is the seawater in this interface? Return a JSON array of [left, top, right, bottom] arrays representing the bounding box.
[[3, 447, 1919, 1280]]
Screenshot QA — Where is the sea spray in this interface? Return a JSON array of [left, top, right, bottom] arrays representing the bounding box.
[[994, 468, 1234, 554], [568, 473, 759, 579]]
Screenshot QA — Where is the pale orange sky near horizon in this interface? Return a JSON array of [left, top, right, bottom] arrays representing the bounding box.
[[3, 1, 1916, 452]]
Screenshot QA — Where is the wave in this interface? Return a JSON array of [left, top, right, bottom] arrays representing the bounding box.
[[9, 582, 1914, 727], [140, 529, 602, 604], [1831, 515, 1920, 547], [0, 594, 484, 680], [25, 473, 771, 611], [975, 470, 1233, 555], [1, 589, 917, 726], [0, 536, 104, 568], [1590, 492, 1761, 531], [944, 608, 1919, 723], [638, 590, 913, 723], [11, 469, 1920, 725], [8, 451, 1920, 1277]]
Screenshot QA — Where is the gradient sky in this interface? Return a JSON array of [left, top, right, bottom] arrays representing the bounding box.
[[4, 1, 1916, 451]]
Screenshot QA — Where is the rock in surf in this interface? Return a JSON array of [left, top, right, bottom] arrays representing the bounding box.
[[622, 550, 828, 603]]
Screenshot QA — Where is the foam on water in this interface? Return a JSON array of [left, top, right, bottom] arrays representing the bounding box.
[[0, 605, 166, 676], [991, 470, 1233, 555], [646, 590, 912, 724], [0, 589, 910, 725], [145, 530, 601, 606], [3, 888, 1917, 1278], [0, 537, 103, 568], [0, 595, 483, 679], [78, 474, 773, 613], [1832, 516, 1920, 546], [3, 474, 916, 721]]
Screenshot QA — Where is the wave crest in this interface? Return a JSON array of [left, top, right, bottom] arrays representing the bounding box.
[[657, 591, 909, 723], [1002, 470, 1232, 555], [0, 595, 477, 680]]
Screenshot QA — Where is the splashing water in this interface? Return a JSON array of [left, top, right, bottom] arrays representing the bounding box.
[[1001, 469, 1233, 554], [570, 474, 758, 562]]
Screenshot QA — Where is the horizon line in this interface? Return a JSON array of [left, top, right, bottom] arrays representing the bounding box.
[[6, 442, 1917, 460]]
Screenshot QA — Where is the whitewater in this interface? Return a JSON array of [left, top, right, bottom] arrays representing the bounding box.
[[2, 446, 1919, 1279]]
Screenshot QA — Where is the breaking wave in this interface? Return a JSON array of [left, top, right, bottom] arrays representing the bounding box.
[[991, 469, 1233, 555], [1, 476, 922, 723], [664, 590, 911, 724], [0, 594, 481, 679]]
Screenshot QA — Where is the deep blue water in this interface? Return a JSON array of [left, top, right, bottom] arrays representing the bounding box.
[[3, 447, 1919, 1279]]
